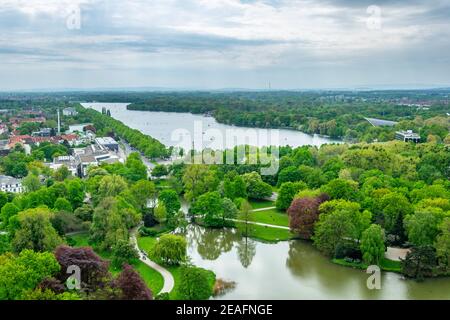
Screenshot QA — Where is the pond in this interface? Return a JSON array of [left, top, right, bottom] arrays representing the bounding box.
[[81, 102, 342, 150], [185, 225, 450, 300]]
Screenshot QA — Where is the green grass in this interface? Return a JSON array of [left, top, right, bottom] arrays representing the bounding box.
[[68, 232, 164, 290], [249, 199, 275, 209], [235, 222, 293, 243], [332, 257, 402, 273], [249, 208, 289, 227], [138, 235, 216, 300]]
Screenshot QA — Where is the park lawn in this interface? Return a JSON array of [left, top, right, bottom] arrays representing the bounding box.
[[138, 235, 216, 300], [250, 208, 289, 227], [332, 257, 402, 273], [249, 199, 275, 209], [235, 222, 293, 243], [133, 260, 164, 294]]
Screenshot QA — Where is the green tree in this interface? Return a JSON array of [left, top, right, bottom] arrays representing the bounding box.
[[98, 174, 128, 198], [177, 266, 213, 300], [12, 208, 63, 253], [154, 202, 167, 224], [151, 164, 168, 178], [222, 198, 238, 225], [276, 181, 307, 210], [151, 234, 187, 265], [360, 224, 386, 265], [320, 178, 359, 201], [435, 218, 450, 269], [53, 166, 71, 182], [111, 240, 139, 269], [22, 174, 41, 193], [158, 189, 181, 227], [380, 192, 413, 242], [54, 197, 73, 212], [130, 180, 156, 210], [1, 202, 19, 228], [0, 250, 61, 300], [401, 246, 437, 280], [404, 207, 444, 246], [124, 153, 148, 182], [192, 191, 223, 227], [242, 172, 272, 200]]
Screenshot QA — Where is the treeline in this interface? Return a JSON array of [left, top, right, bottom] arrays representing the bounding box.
[[75, 105, 170, 159], [126, 91, 450, 142]]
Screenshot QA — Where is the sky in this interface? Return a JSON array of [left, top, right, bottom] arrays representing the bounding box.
[[0, 0, 450, 90]]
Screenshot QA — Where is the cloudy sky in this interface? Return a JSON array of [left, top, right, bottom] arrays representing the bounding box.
[[1, 0, 450, 90]]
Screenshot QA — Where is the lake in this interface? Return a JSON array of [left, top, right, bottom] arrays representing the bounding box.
[[81, 102, 342, 151], [186, 225, 450, 300]]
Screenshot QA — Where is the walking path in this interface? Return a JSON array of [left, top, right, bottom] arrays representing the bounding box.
[[130, 228, 174, 294], [251, 206, 276, 212], [227, 218, 290, 230]]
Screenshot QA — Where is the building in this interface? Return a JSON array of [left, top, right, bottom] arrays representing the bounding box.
[[95, 137, 119, 152], [0, 140, 10, 156], [63, 107, 78, 116], [32, 128, 53, 137], [68, 123, 94, 133], [47, 156, 79, 176], [0, 175, 23, 193], [74, 144, 121, 177], [395, 130, 421, 143]]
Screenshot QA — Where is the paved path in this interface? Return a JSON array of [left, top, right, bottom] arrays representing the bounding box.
[[251, 206, 276, 212], [385, 247, 410, 261], [130, 228, 174, 294], [227, 218, 290, 230]]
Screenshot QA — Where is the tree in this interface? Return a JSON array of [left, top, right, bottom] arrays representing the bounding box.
[[177, 266, 213, 300], [0, 191, 8, 211], [90, 197, 130, 251], [242, 172, 272, 200], [404, 207, 444, 246], [158, 189, 181, 228], [154, 202, 167, 224], [435, 218, 450, 269], [12, 208, 63, 253], [360, 224, 386, 265], [312, 200, 370, 256], [115, 264, 153, 300], [74, 204, 94, 222], [124, 153, 148, 182], [380, 192, 413, 243], [238, 200, 253, 237], [191, 191, 223, 228], [320, 178, 359, 201], [22, 174, 41, 193], [182, 165, 218, 202], [130, 180, 156, 210], [98, 175, 128, 198], [1, 202, 19, 228], [222, 198, 238, 225], [152, 164, 168, 178], [277, 166, 302, 186], [276, 181, 307, 210], [401, 246, 437, 280], [54, 197, 73, 212], [0, 250, 60, 300], [54, 245, 110, 290], [65, 179, 85, 209], [288, 194, 329, 239], [152, 234, 187, 265], [111, 240, 139, 269], [53, 166, 71, 182]]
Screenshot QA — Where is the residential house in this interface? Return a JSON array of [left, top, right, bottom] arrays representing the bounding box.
[[0, 175, 23, 193]]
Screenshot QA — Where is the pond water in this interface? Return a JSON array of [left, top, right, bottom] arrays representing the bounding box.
[[81, 102, 342, 150], [185, 225, 450, 300]]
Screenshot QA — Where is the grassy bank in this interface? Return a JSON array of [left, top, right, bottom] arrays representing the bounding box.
[[235, 222, 293, 243], [249, 199, 275, 209], [137, 235, 216, 300], [249, 208, 289, 227], [67, 232, 164, 294], [332, 257, 402, 273]]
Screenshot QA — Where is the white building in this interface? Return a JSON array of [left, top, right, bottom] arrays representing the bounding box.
[[63, 107, 78, 116], [0, 175, 23, 193], [95, 137, 119, 152]]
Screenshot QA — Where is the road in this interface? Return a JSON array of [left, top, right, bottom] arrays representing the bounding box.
[[130, 227, 175, 295]]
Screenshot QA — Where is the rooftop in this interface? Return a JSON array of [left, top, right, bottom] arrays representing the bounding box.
[[0, 175, 21, 185], [365, 117, 399, 127], [95, 137, 118, 145]]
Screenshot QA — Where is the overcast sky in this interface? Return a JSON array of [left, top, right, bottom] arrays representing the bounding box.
[[1, 0, 450, 90]]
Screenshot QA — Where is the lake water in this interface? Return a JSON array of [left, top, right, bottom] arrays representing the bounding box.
[[81, 102, 342, 151], [186, 225, 450, 300]]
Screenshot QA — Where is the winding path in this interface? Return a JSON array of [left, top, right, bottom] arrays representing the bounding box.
[[130, 228, 174, 294]]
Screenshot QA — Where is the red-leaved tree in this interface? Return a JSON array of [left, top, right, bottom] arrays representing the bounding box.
[[288, 194, 329, 239], [115, 264, 153, 300]]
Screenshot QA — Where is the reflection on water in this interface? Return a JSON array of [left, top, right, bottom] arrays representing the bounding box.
[[185, 225, 450, 300]]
